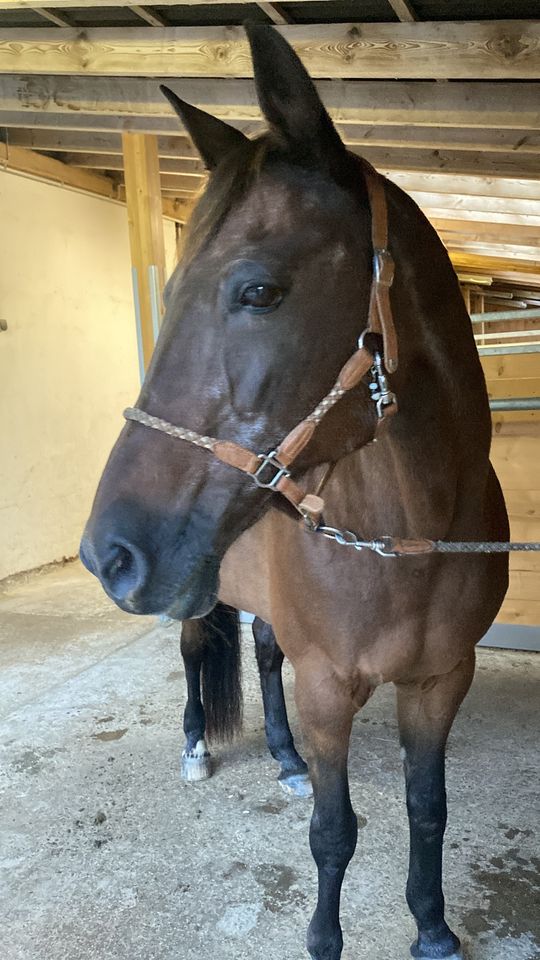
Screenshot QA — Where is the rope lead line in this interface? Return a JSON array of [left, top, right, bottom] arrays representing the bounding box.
[[316, 528, 540, 556]]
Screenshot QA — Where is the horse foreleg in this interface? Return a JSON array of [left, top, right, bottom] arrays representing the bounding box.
[[252, 617, 311, 797], [295, 658, 361, 960], [179, 619, 211, 782], [395, 653, 475, 960]]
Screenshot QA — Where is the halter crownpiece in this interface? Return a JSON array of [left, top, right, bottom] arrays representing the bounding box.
[[123, 165, 398, 529]]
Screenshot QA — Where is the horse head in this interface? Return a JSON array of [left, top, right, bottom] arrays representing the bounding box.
[[80, 26, 385, 619]]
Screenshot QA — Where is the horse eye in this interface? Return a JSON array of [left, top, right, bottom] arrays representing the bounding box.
[[239, 283, 282, 311]]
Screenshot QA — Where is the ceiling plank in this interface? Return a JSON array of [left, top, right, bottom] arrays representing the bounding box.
[[129, 6, 167, 27], [445, 240, 540, 262], [0, 22, 538, 80], [0, 128, 204, 158], [386, 0, 417, 22], [450, 252, 540, 276], [427, 209, 540, 229], [31, 7, 70, 26], [407, 191, 540, 218], [256, 3, 291, 25], [1, 76, 539, 130], [65, 151, 204, 174], [384, 172, 540, 202], [432, 218, 540, 246]]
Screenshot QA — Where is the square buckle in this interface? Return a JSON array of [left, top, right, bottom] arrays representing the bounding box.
[[373, 248, 395, 288], [253, 451, 291, 490]]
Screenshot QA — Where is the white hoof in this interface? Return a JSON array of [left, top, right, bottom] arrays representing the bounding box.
[[279, 773, 313, 797], [181, 740, 212, 782]]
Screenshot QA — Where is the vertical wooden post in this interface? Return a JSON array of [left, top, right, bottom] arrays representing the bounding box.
[[122, 132, 166, 372], [462, 285, 471, 313]]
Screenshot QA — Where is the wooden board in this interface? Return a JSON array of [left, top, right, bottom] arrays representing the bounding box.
[[2, 75, 540, 130], [0, 23, 539, 80], [491, 430, 540, 626]]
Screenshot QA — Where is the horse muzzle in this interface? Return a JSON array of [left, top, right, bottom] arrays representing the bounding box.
[[79, 526, 220, 620]]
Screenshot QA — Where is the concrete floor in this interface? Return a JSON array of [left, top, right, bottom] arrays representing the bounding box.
[[0, 562, 538, 960]]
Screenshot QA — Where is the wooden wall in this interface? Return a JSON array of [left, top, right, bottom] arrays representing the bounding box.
[[482, 355, 540, 627]]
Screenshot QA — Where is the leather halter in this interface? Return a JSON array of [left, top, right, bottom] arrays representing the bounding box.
[[124, 164, 398, 530]]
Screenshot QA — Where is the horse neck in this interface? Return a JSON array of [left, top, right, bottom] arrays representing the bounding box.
[[301, 184, 493, 540]]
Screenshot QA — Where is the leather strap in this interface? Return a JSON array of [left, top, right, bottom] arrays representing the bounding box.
[[363, 165, 398, 374]]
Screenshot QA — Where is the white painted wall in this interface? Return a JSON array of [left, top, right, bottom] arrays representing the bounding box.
[[0, 171, 178, 579]]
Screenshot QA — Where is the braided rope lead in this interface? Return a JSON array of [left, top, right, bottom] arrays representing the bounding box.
[[431, 541, 540, 553], [124, 407, 217, 452]]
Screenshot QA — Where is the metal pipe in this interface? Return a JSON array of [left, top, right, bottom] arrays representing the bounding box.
[[478, 343, 540, 355], [489, 397, 540, 411], [470, 308, 540, 323]]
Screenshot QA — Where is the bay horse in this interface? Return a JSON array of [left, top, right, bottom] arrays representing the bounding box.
[[80, 25, 509, 960]]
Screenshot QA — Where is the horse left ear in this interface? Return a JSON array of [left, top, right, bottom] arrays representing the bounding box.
[[160, 85, 248, 170], [245, 23, 346, 170]]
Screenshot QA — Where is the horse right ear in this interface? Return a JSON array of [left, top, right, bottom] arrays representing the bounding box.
[[245, 23, 346, 171], [160, 85, 248, 170]]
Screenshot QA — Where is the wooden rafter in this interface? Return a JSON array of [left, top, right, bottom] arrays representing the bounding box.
[[129, 6, 166, 27], [0, 142, 188, 220], [1, 76, 539, 131], [30, 7, 70, 26], [0, 23, 538, 80], [5, 124, 540, 158], [256, 3, 291, 26], [386, 0, 417, 22]]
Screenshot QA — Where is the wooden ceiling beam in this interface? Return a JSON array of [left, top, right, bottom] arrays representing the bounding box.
[[0, 22, 539, 80], [6, 123, 540, 157], [0, 140, 189, 221], [0, 140, 120, 197], [2, 76, 539, 130]]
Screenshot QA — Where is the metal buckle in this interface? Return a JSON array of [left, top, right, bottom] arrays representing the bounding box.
[[369, 351, 397, 419], [371, 536, 398, 557], [373, 248, 395, 288], [253, 451, 291, 490]]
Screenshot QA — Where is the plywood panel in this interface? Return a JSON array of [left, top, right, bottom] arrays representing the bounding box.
[[491, 429, 540, 625]]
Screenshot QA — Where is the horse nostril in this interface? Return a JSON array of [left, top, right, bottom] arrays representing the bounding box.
[[104, 542, 146, 601]]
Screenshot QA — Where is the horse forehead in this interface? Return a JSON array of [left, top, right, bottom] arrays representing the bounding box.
[[226, 175, 340, 245]]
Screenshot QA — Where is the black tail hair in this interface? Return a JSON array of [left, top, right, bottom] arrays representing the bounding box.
[[200, 602, 243, 742]]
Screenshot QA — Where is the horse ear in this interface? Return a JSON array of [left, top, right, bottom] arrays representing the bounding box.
[[245, 23, 346, 169], [160, 85, 248, 170]]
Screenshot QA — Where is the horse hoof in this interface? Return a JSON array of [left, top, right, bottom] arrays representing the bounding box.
[[412, 952, 464, 960], [279, 773, 313, 798], [181, 740, 212, 782]]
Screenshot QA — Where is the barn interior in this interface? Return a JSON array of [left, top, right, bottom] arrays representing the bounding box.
[[0, 3, 539, 959]]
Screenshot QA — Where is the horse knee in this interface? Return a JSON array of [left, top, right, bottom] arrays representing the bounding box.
[[406, 786, 447, 838], [309, 808, 358, 871]]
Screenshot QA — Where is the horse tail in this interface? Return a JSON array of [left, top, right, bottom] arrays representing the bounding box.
[[200, 602, 243, 742]]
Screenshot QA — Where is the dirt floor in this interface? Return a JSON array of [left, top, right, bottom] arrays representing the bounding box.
[[0, 562, 538, 960]]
